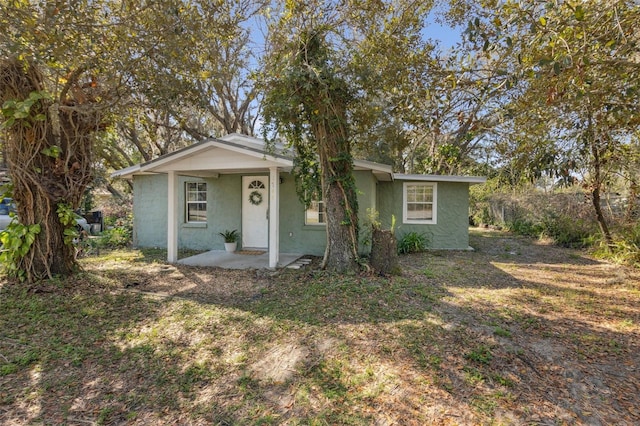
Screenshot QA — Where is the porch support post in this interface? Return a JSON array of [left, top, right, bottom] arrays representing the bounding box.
[[167, 170, 178, 262], [269, 166, 280, 268]]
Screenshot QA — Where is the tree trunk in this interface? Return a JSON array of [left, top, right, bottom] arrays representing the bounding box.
[[369, 228, 399, 275], [316, 123, 360, 273], [589, 131, 613, 248], [591, 183, 613, 248], [1, 58, 100, 281]]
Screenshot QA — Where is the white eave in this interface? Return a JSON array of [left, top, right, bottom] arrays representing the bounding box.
[[110, 136, 294, 180], [354, 159, 393, 181], [111, 164, 141, 179], [393, 174, 486, 184], [110, 134, 483, 185]]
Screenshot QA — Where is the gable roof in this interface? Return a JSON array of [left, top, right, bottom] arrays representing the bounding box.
[[112, 134, 294, 179], [111, 133, 485, 184], [112, 134, 394, 181]]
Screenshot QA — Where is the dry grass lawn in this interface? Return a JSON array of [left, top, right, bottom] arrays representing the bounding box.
[[1, 228, 639, 425]]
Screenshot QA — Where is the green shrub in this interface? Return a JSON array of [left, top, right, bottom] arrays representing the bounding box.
[[397, 231, 428, 254], [98, 215, 132, 248], [539, 211, 595, 248], [591, 222, 640, 266], [505, 218, 542, 237], [506, 212, 596, 248]]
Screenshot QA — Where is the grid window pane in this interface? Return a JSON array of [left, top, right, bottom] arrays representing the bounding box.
[[186, 182, 207, 222], [405, 184, 434, 222], [305, 199, 326, 225]]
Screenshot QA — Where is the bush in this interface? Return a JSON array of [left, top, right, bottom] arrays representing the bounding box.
[[506, 212, 595, 248], [505, 218, 543, 237], [591, 222, 640, 266], [539, 211, 594, 248], [397, 231, 428, 254], [98, 214, 132, 248]]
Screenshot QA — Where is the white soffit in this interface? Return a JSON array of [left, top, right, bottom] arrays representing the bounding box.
[[393, 174, 486, 184]]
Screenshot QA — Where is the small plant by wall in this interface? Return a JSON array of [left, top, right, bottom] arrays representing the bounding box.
[[397, 231, 428, 254]]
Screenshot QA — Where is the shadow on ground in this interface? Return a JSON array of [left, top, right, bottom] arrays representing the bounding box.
[[1, 228, 638, 424]]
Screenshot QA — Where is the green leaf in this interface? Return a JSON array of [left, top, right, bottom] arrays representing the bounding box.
[[41, 146, 61, 158], [574, 6, 585, 21], [539, 16, 547, 27], [64, 228, 78, 237]]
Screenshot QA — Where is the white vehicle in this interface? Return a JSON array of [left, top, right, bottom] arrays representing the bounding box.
[[0, 198, 90, 234], [0, 198, 16, 231]]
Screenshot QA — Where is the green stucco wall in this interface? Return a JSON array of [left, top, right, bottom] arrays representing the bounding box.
[[133, 173, 328, 254], [376, 180, 471, 249], [277, 170, 377, 255], [133, 174, 243, 250], [132, 173, 470, 254]]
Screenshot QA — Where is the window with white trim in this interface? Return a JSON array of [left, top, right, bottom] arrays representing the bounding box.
[[185, 182, 207, 223], [403, 182, 437, 224], [305, 197, 326, 225]]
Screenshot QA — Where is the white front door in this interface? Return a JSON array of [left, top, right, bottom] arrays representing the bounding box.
[[242, 176, 269, 248]]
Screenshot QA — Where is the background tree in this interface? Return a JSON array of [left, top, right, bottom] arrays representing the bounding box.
[[0, 0, 261, 281], [344, 0, 516, 177], [470, 0, 640, 246]]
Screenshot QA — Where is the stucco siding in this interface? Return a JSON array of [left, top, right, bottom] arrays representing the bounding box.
[[133, 174, 243, 250], [277, 174, 326, 255], [133, 174, 168, 248], [133, 172, 471, 253], [377, 180, 470, 249]]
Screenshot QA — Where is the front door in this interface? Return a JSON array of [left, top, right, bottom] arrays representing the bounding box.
[[242, 176, 269, 248]]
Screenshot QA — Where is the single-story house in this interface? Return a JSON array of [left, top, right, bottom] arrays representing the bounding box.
[[112, 133, 485, 267]]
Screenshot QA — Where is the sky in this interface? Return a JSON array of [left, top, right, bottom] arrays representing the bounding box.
[[424, 10, 464, 51]]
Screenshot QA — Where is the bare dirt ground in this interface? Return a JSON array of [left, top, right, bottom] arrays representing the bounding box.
[[1, 228, 639, 425]]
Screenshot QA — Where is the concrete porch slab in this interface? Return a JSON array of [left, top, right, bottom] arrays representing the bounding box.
[[177, 250, 304, 269]]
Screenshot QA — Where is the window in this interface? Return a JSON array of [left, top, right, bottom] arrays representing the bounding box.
[[185, 182, 207, 223], [305, 198, 326, 225], [248, 180, 265, 189], [403, 182, 437, 224]]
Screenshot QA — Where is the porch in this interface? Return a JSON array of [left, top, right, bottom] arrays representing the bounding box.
[[178, 250, 305, 269]]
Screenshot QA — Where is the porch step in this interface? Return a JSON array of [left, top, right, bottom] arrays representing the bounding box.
[[286, 257, 313, 269]]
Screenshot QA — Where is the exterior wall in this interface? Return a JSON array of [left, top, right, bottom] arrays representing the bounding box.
[[133, 172, 470, 253], [133, 172, 327, 253], [133, 173, 243, 250], [132, 174, 168, 248], [377, 180, 471, 249], [277, 170, 378, 256], [277, 174, 326, 255]]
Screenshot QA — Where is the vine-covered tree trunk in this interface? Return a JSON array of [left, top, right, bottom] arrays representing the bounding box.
[[0, 59, 100, 281], [263, 29, 361, 273], [307, 53, 360, 272], [315, 117, 359, 272]]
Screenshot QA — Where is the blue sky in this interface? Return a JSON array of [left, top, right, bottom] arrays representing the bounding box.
[[424, 10, 463, 50]]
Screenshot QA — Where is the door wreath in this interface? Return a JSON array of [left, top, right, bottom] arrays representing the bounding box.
[[249, 190, 263, 206]]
